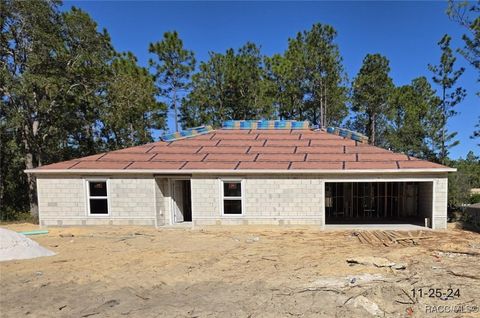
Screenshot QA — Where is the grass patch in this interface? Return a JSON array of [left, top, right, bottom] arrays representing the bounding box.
[[0, 212, 38, 225]]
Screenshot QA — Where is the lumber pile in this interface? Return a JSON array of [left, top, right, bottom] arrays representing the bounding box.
[[353, 230, 433, 247]]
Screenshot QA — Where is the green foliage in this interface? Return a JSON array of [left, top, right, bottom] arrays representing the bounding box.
[[448, 151, 480, 208], [0, 1, 166, 219], [428, 34, 466, 164], [451, 151, 480, 188], [102, 52, 167, 149], [473, 121, 480, 146], [0, 124, 30, 220], [448, 172, 472, 208], [386, 77, 442, 160], [0, 1, 477, 221], [266, 23, 348, 126], [182, 42, 274, 127], [350, 54, 394, 146], [447, 1, 479, 82], [447, 1, 480, 144], [149, 31, 195, 131], [470, 193, 480, 204]]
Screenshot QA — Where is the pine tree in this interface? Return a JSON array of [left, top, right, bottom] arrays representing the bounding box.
[[149, 32, 195, 132], [182, 43, 273, 127], [428, 34, 466, 164], [266, 23, 348, 126], [102, 52, 167, 149], [387, 77, 441, 160], [351, 54, 394, 146], [447, 0, 480, 143]]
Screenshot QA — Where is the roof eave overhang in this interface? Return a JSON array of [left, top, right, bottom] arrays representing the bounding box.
[[25, 168, 457, 175]]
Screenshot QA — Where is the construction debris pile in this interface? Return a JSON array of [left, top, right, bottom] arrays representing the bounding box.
[[353, 230, 434, 247]]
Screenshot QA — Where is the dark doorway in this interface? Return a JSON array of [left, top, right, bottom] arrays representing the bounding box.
[[172, 180, 192, 223], [325, 182, 428, 225], [182, 180, 192, 222]]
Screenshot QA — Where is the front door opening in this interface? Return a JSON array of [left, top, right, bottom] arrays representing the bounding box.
[[172, 180, 192, 223], [325, 182, 433, 227]]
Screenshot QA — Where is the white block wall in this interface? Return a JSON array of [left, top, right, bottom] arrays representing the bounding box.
[[190, 177, 220, 220], [36, 173, 448, 229], [37, 177, 86, 221], [418, 182, 433, 220], [37, 176, 156, 226], [433, 177, 448, 229], [155, 178, 169, 226], [191, 176, 324, 225]]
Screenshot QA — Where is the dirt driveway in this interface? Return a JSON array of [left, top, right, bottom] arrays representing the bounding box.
[[1, 224, 479, 317]]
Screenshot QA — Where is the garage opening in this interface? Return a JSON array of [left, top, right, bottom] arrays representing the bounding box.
[[171, 179, 192, 223], [325, 182, 433, 227]]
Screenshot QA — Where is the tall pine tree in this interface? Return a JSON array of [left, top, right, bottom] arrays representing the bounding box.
[[149, 32, 195, 132], [447, 0, 480, 144], [182, 43, 273, 127], [351, 54, 394, 146], [387, 77, 441, 160], [266, 23, 347, 126], [102, 52, 167, 149], [428, 34, 466, 164]]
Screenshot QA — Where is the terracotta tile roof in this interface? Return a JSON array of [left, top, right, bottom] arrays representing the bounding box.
[[237, 162, 290, 170], [265, 140, 309, 147], [257, 154, 305, 162], [290, 161, 344, 170], [33, 128, 453, 172], [249, 146, 295, 154], [306, 154, 356, 161]]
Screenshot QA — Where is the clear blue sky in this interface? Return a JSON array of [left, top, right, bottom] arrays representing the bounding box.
[[65, 1, 479, 159]]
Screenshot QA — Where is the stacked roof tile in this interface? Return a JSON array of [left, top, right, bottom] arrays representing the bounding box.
[[35, 128, 450, 171]]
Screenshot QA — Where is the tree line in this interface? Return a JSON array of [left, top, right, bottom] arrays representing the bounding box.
[[1, 0, 478, 219]]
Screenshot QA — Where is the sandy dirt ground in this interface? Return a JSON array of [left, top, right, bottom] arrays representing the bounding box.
[[0, 223, 479, 318]]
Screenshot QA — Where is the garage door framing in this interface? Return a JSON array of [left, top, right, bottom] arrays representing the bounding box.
[[321, 178, 436, 229]]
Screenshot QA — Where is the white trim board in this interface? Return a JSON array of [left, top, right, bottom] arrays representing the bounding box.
[[26, 168, 456, 175], [219, 178, 245, 217], [169, 177, 192, 225], [322, 178, 438, 182], [84, 178, 111, 217]]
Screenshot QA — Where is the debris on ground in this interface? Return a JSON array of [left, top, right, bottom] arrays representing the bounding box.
[[0, 224, 478, 317], [346, 256, 407, 270], [0, 228, 55, 262], [348, 295, 384, 316], [432, 249, 480, 257], [59, 233, 75, 238], [245, 236, 260, 243], [305, 273, 386, 289], [353, 230, 435, 247]]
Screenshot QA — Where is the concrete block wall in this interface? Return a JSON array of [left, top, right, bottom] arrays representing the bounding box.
[[37, 176, 156, 226], [191, 175, 324, 226], [36, 173, 449, 229], [190, 177, 220, 220], [109, 178, 155, 218], [155, 178, 169, 226], [433, 177, 448, 229], [244, 177, 323, 218], [418, 182, 433, 220], [412, 179, 448, 229], [37, 177, 86, 221]]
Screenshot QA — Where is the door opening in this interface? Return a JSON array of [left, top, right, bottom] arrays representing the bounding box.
[[172, 179, 192, 223], [325, 181, 432, 226]]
